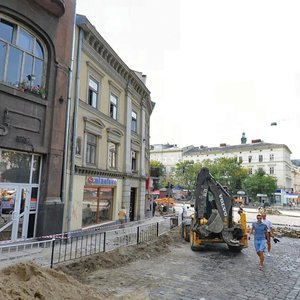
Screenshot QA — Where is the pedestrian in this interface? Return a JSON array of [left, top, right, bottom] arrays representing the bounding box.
[[261, 212, 274, 257], [118, 205, 127, 225], [153, 201, 157, 217], [249, 213, 268, 271]]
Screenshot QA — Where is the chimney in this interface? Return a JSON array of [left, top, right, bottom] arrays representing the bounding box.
[[251, 139, 262, 143], [220, 143, 226, 147], [142, 74, 147, 84]]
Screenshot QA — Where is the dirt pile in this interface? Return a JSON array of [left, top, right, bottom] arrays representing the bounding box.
[[265, 207, 282, 215], [0, 262, 102, 300], [56, 227, 184, 282], [275, 227, 300, 238]]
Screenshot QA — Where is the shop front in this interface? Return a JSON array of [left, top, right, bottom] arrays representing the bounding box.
[[0, 150, 41, 242], [82, 176, 117, 227]]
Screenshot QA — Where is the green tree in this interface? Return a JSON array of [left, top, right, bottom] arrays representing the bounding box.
[[201, 157, 249, 194], [174, 160, 201, 194], [243, 168, 277, 201], [150, 160, 166, 190]]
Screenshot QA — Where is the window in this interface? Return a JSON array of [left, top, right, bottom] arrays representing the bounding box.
[[131, 151, 137, 172], [270, 154, 274, 161], [0, 16, 46, 92], [248, 156, 252, 163], [248, 168, 252, 175], [259, 155, 263, 162], [131, 111, 137, 132], [86, 134, 97, 165], [238, 156, 243, 163], [110, 93, 118, 120], [88, 77, 98, 108], [270, 167, 274, 175], [108, 142, 117, 169]]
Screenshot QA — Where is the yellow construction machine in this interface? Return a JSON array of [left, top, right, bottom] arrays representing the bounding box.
[[182, 167, 248, 252]]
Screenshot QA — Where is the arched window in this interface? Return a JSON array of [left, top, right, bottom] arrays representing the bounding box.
[[0, 15, 46, 96]]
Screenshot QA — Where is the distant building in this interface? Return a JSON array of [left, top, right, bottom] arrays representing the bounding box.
[[150, 138, 300, 194]]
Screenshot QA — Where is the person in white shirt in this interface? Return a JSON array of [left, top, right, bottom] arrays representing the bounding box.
[[261, 212, 274, 256]]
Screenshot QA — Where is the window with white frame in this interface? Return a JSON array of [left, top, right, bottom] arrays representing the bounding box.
[[110, 93, 118, 120], [248, 168, 253, 175], [86, 133, 97, 165], [88, 76, 98, 108], [131, 150, 137, 172], [259, 155, 263, 162], [131, 111, 137, 132], [0, 16, 46, 92], [270, 167, 274, 175], [270, 154, 274, 161], [108, 142, 117, 169]]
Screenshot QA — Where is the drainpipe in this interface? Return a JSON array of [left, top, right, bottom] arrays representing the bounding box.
[[67, 27, 83, 233], [61, 16, 76, 230]]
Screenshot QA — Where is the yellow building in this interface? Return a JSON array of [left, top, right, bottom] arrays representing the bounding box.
[[64, 15, 155, 232]]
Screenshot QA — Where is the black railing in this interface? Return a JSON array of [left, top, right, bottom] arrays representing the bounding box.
[[50, 220, 169, 268]]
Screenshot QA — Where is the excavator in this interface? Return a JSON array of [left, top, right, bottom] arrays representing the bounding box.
[[182, 167, 248, 251]]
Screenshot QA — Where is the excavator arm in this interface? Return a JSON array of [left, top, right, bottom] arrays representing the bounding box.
[[193, 167, 244, 248]]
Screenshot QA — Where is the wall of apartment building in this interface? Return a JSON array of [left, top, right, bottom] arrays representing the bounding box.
[[150, 142, 295, 193], [0, 0, 75, 241], [183, 144, 293, 190], [64, 16, 154, 232], [150, 148, 183, 176]]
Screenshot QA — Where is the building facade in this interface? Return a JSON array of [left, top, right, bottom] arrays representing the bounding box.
[[0, 0, 76, 242], [151, 140, 300, 195], [64, 15, 154, 232]]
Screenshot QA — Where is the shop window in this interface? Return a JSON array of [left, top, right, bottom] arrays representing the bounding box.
[[82, 187, 113, 226], [0, 16, 46, 94], [110, 93, 118, 120], [131, 111, 137, 132], [88, 76, 98, 108], [86, 134, 97, 165], [108, 142, 117, 169]]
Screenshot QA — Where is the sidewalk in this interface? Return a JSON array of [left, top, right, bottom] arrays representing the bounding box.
[[0, 215, 173, 270]]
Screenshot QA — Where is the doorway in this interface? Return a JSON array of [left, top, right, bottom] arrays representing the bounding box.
[[0, 185, 36, 242], [129, 188, 136, 221]]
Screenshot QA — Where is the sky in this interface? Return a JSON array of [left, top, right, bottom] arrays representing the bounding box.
[[76, 0, 300, 159]]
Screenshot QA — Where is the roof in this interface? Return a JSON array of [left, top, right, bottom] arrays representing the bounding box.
[[184, 142, 292, 155]]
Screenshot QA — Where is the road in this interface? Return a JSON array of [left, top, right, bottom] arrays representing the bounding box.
[[84, 228, 300, 300]]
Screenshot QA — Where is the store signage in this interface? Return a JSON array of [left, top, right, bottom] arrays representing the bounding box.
[[86, 176, 117, 185]]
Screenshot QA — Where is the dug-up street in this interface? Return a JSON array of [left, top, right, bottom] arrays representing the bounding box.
[[0, 210, 300, 300]]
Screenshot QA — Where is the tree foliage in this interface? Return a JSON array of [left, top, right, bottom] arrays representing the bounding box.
[[174, 160, 201, 192], [150, 160, 166, 189], [243, 168, 277, 201], [174, 157, 248, 196], [200, 157, 249, 194]]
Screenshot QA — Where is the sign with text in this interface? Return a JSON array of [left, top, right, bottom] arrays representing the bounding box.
[[86, 176, 117, 186]]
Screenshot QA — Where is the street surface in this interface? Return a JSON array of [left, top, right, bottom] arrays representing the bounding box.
[[86, 230, 300, 300]]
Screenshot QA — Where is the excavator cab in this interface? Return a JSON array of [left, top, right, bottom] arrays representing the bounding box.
[[184, 167, 248, 251]]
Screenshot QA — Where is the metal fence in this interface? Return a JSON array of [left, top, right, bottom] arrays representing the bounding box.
[[50, 215, 180, 268], [0, 214, 181, 269]]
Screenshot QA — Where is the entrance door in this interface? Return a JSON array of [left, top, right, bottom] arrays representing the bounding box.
[[129, 188, 136, 221], [0, 185, 31, 242]]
